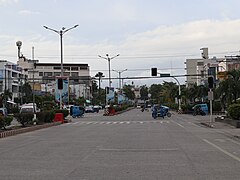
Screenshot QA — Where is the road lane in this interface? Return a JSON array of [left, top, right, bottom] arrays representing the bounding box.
[[0, 109, 240, 180]]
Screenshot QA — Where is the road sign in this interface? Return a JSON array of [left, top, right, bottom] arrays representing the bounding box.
[[208, 91, 214, 100], [160, 73, 170, 77]]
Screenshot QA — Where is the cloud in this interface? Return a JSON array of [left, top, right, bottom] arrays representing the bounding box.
[[18, 10, 40, 15], [1, 19, 240, 85], [0, 0, 18, 5]]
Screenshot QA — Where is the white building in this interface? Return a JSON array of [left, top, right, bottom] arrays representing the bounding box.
[[0, 60, 26, 101], [17, 57, 92, 101]]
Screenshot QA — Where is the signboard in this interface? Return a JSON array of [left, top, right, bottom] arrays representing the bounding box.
[[217, 71, 226, 79], [106, 87, 115, 103], [55, 78, 69, 104], [118, 93, 126, 104], [208, 91, 214, 101], [160, 73, 170, 77]]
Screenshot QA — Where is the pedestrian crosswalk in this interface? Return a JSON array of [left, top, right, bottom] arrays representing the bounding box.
[[63, 120, 170, 126]]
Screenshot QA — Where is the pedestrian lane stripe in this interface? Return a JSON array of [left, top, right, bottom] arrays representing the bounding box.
[[66, 121, 170, 126]]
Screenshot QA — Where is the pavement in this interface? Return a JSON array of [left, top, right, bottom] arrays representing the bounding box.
[[199, 114, 240, 139]]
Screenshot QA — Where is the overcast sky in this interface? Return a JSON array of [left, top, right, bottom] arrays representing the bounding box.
[[1, 0, 240, 87]]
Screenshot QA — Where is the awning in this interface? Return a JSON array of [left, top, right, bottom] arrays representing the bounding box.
[[7, 100, 16, 105]]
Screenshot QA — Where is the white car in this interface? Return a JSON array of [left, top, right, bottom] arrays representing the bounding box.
[[85, 106, 94, 113]]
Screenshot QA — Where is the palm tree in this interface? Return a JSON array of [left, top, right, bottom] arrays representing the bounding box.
[[161, 82, 178, 103]]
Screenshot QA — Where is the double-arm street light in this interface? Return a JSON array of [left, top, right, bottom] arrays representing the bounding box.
[[43, 24, 79, 76], [43, 24, 79, 109], [98, 54, 120, 88], [112, 69, 127, 89]]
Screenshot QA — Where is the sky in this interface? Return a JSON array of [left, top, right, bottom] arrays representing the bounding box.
[[1, 0, 240, 87]]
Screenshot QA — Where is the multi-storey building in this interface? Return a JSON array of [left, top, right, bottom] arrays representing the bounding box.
[[17, 57, 92, 101], [185, 54, 240, 88], [0, 60, 26, 101]]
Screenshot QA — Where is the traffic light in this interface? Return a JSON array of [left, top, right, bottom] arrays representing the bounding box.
[[208, 76, 214, 89], [151, 68, 157, 76], [57, 78, 63, 90]]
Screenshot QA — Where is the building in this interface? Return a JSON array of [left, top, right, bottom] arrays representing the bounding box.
[[0, 60, 26, 102], [17, 57, 92, 101]]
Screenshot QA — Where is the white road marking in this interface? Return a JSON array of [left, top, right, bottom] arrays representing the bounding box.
[[172, 121, 184, 128], [203, 139, 240, 162]]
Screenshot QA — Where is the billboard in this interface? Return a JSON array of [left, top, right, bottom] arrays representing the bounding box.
[[55, 78, 69, 104], [106, 87, 114, 103]]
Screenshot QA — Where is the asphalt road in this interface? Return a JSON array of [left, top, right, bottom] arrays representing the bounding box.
[[1, 109, 240, 180]]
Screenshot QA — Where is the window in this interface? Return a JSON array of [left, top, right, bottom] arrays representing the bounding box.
[[53, 66, 61, 70], [44, 66, 52, 69], [39, 72, 43, 76], [71, 67, 78, 71], [44, 72, 53, 77], [63, 67, 70, 71], [80, 66, 88, 70], [63, 72, 70, 76], [54, 72, 61, 77], [71, 72, 78, 77]]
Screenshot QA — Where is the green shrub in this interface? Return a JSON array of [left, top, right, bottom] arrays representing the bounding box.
[[227, 104, 240, 120], [36, 111, 55, 123], [0, 116, 13, 130], [14, 113, 34, 127], [55, 109, 69, 118], [213, 101, 222, 111], [181, 104, 194, 113], [11, 107, 20, 114]]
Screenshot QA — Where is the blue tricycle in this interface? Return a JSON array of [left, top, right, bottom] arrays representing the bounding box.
[[70, 106, 85, 118], [152, 105, 171, 119]]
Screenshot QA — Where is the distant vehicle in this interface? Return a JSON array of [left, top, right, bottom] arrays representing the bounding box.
[[93, 105, 100, 113], [136, 105, 141, 109], [65, 105, 74, 113], [70, 106, 84, 118], [20, 103, 40, 113], [152, 105, 171, 119], [192, 104, 208, 116], [85, 105, 94, 113]]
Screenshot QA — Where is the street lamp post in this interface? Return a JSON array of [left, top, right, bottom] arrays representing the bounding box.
[[98, 54, 120, 88], [43, 24, 79, 109], [172, 77, 182, 112], [112, 69, 127, 89]]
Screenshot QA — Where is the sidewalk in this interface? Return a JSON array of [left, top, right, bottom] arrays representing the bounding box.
[[200, 115, 240, 139]]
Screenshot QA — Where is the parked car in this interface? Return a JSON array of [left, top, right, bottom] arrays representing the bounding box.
[[85, 105, 94, 113], [93, 105, 100, 113], [192, 104, 208, 116], [20, 103, 40, 113]]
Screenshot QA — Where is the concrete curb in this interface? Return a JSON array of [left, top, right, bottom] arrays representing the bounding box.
[[200, 122, 214, 128], [114, 107, 135, 115], [0, 122, 61, 139]]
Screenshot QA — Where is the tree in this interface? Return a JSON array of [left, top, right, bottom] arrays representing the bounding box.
[[140, 85, 148, 100], [215, 69, 240, 109], [161, 82, 178, 103], [149, 84, 162, 103], [122, 85, 135, 100], [21, 82, 33, 104]]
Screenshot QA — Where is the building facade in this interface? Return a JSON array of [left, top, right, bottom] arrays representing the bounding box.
[[0, 60, 26, 101], [17, 57, 92, 101]]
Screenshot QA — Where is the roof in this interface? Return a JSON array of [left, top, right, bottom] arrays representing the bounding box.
[[35, 63, 89, 67]]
